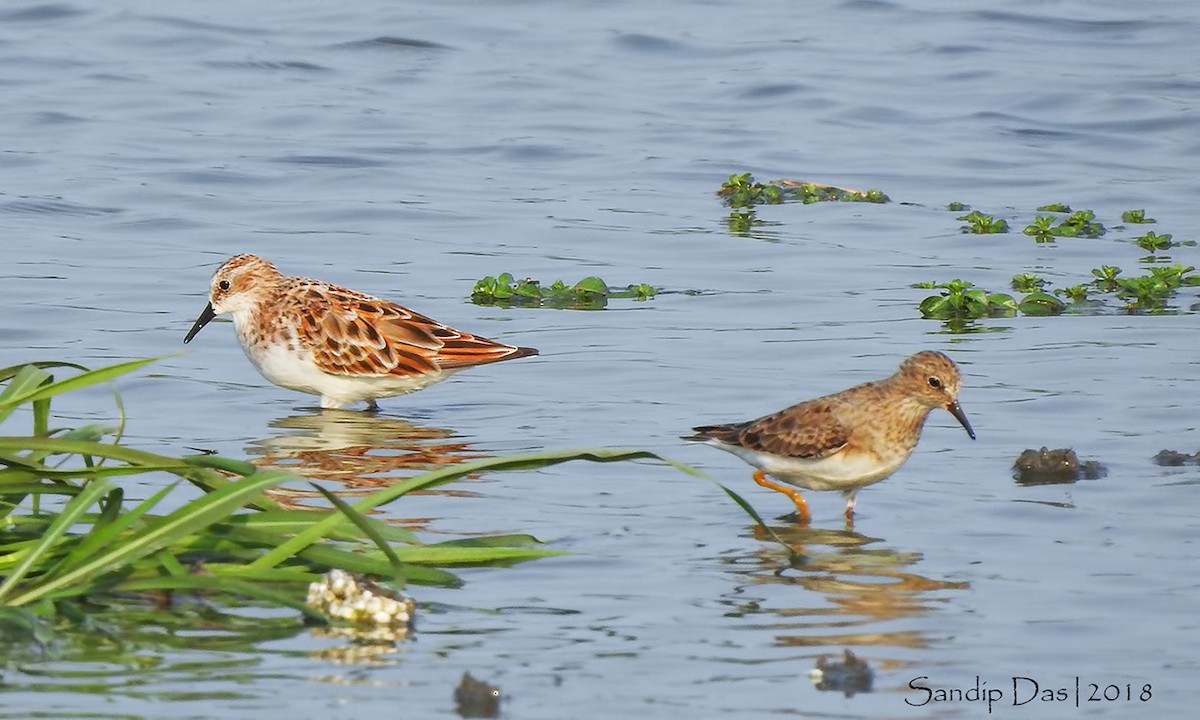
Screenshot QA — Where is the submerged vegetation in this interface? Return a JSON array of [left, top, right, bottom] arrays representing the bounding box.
[[471, 273, 657, 309]]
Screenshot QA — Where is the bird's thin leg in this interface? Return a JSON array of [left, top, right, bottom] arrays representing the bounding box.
[[752, 469, 810, 524], [843, 491, 858, 527]]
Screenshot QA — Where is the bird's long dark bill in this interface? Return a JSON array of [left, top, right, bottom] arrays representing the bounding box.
[[946, 400, 976, 440], [183, 302, 217, 344]]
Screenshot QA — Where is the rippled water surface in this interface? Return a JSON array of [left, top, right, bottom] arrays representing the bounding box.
[[2, 0, 1199, 717]]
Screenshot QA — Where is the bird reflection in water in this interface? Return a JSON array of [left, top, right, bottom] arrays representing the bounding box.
[[720, 522, 970, 688], [244, 411, 486, 513]]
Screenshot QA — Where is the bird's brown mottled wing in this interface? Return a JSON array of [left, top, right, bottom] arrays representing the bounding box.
[[693, 400, 850, 459], [741, 400, 851, 458], [288, 280, 534, 377]]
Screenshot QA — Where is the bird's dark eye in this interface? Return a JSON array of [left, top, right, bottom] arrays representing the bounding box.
[[218, 280, 231, 291], [928, 376, 943, 389]]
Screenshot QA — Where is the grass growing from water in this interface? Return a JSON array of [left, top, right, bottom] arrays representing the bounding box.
[[0, 358, 696, 637]]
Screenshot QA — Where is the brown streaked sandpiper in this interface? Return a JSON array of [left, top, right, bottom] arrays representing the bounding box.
[[685, 350, 975, 523], [184, 254, 537, 409]]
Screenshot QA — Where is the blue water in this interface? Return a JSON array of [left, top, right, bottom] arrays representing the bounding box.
[[2, 0, 1199, 717]]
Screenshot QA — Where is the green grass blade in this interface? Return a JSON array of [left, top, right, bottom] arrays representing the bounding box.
[[248, 447, 663, 571], [0, 357, 161, 409], [715, 483, 791, 550], [3, 470, 293, 606], [310, 483, 405, 580], [182, 454, 262, 477], [391, 545, 563, 565], [44, 484, 174, 581], [0, 436, 198, 467], [0, 477, 113, 602], [0, 361, 88, 382], [428, 534, 545, 548], [0, 366, 53, 425], [219, 510, 420, 545]]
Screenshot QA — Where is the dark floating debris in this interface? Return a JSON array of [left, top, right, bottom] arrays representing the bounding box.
[[1013, 447, 1106, 485], [455, 672, 502, 718], [809, 649, 873, 698], [1153, 449, 1200, 466]]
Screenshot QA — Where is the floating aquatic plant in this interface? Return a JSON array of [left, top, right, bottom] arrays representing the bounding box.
[[914, 280, 1017, 320], [919, 261, 1200, 322], [471, 273, 657, 309], [717, 173, 888, 207], [1010, 273, 1046, 293], [958, 210, 1009, 234], [719, 173, 784, 208], [1021, 208, 1105, 241], [1059, 209, 1106, 238], [1054, 284, 1091, 303], [1016, 292, 1067, 316], [1111, 264, 1200, 312], [914, 200, 1200, 325], [915, 279, 1065, 321], [1132, 230, 1192, 256], [1122, 209, 1155, 224], [1090, 264, 1123, 291]]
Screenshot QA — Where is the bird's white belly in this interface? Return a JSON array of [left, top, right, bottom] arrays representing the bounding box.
[[714, 442, 908, 492], [245, 342, 450, 408]]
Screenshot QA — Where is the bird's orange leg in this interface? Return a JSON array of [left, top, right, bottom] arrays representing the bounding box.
[[752, 469, 810, 523]]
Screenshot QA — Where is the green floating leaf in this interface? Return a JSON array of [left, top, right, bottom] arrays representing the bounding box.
[[1018, 292, 1067, 316], [572, 276, 609, 295]]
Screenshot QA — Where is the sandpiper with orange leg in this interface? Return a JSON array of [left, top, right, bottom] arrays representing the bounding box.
[[183, 254, 538, 409], [684, 350, 975, 524]]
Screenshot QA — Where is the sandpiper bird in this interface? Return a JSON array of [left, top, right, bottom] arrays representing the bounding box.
[[183, 254, 537, 409], [685, 350, 975, 523]]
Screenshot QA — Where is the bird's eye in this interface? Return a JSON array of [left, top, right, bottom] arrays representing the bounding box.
[[928, 376, 943, 389], [218, 280, 231, 291]]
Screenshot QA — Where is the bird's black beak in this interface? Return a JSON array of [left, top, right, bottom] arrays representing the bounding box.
[[946, 400, 976, 440], [183, 302, 217, 344]]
